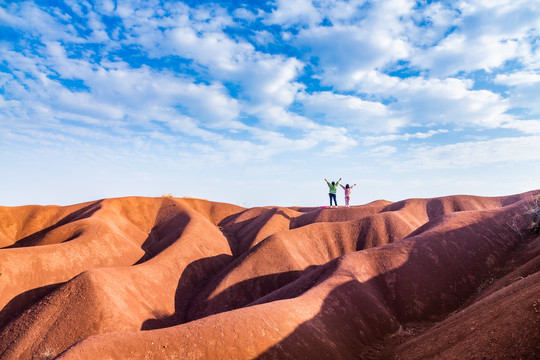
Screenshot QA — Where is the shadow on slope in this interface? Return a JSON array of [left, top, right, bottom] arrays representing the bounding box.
[[50, 196, 537, 359], [374, 236, 540, 360], [255, 201, 536, 359], [141, 253, 233, 330], [217, 207, 296, 257], [135, 200, 191, 264], [0, 283, 62, 332], [186, 206, 426, 322], [0, 198, 238, 359], [4, 201, 102, 248]]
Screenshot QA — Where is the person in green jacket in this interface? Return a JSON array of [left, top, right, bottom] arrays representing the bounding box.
[[324, 177, 341, 208]]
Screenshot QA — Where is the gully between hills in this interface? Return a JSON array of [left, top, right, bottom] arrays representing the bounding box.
[[0, 191, 539, 359]]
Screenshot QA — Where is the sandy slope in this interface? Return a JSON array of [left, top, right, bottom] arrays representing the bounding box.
[[0, 191, 539, 359]]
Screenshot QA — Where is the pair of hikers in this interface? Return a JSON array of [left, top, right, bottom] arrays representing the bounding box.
[[324, 178, 356, 208]]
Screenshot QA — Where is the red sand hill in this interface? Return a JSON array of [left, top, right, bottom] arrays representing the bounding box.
[[0, 191, 539, 359]]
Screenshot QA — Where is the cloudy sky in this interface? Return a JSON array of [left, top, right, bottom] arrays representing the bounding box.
[[1, 0, 539, 207]]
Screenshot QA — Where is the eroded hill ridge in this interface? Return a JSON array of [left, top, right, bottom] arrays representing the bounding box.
[[0, 191, 539, 359]]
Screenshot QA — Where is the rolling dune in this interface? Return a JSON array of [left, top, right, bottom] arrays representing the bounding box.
[[1, 191, 539, 359]]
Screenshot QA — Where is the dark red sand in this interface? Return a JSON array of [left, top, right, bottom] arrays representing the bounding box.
[[0, 192, 539, 359]]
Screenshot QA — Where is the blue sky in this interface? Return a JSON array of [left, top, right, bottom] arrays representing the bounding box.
[[1, 0, 539, 207]]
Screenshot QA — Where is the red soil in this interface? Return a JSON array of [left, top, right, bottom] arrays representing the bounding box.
[[0, 191, 539, 359]]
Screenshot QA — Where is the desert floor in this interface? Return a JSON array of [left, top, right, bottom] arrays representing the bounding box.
[[1, 191, 539, 359]]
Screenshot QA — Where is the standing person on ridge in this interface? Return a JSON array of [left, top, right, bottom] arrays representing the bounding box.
[[324, 178, 341, 208], [340, 183, 357, 208]]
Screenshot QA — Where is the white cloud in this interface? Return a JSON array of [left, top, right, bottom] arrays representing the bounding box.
[[0, 39, 244, 148], [252, 30, 275, 45], [298, 91, 405, 133], [369, 145, 397, 158], [350, 71, 515, 130], [501, 120, 540, 134], [168, 26, 253, 72], [408, 2, 461, 47], [494, 71, 540, 118], [0, 5, 352, 168], [363, 129, 448, 145], [271, 0, 414, 89], [0, 2, 84, 43], [295, 24, 409, 89], [401, 135, 540, 169], [243, 105, 357, 153], [266, 0, 321, 27], [86, 10, 112, 43], [409, 0, 540, 76], [167, 31, 303, 108], [114, 4, 308, 129], [238, 57, 305, 107], [495, 72, 540, 86], [412, 33, 520, 77], [116, 1, 135, 18], [233, 8, 257, 21]]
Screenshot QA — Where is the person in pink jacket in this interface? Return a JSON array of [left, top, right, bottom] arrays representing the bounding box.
[[340, 183, 356, 207]]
